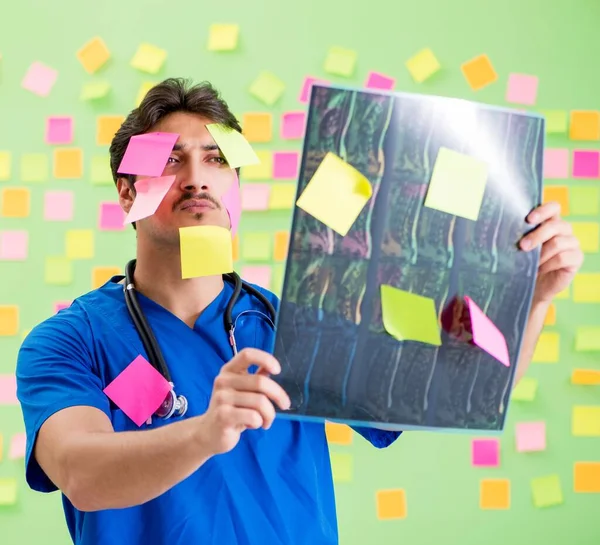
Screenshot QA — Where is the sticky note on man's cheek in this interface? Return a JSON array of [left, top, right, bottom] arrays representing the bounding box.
[[221, 176, 241, 236], [125, 175, 176, 224], [206, 123, 259, 169], [117, 132, 179, 177]]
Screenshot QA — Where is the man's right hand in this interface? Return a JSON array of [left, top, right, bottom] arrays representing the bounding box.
[[199, 348, 292, 455]]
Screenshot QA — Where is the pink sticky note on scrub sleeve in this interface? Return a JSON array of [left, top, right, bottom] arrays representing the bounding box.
[[281, 111, 306, 140], [125, 175, 176, 224], [472, 438, 500, 467], [46, 116, 74, 145], [299, 76, 330, 103], [365, 71, 395, 90], [221, 174, 241, 237], [515, 421, 546, 452], [273, 151, 299, 180], [99, 202, 126, 231], [465, 296, 510, 367], [103, 355, 172, 427], [543, 148, 569, 179], [572, 150, 600, 178], [117, 132, 179, 177]]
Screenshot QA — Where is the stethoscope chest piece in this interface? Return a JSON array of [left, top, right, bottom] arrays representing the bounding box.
[[155, 388, 189, 419]]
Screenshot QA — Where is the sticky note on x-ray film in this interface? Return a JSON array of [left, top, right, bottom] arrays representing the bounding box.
[[465, 296, 510, 366], [206, 124, 259, 169], [118, 132, 179, 177]]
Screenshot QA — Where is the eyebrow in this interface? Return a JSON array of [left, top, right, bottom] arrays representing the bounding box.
[[172, 142, 219, 152]]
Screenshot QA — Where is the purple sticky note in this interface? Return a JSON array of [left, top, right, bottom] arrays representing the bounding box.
[[273, 151, 299, 180], [515, 421, 546, 452], [221, 174, 241, 237], [299, 76, 330, 103], [99, 202, 126, 231], [0, 231, 28, 260], [572, 150, 600, 178], [472, 439, 500, 467], [44, 190, 74, 221], [9, 433, 26, 460], [125, 175, 176, 223], [117, 132, 179, 177], [465, 296, 510, 367], [505, 74, 539, 106], [103, 355, 172, 427], [46, 116, 74, 145], [22, 61, 58, 97], [241, 184, 270, 211], [365, 71, 396, 91], [543, 148, 569, 179], [240, 265, 272, 289], [281, 111, 307, 140], [0, 375, 18, 405], [54, 301, 71, 313]]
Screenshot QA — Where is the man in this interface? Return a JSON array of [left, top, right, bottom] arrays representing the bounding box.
[[16, 78, 582, 545]]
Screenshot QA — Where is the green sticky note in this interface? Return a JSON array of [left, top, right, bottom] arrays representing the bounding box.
[[575, 326, 600, 351], [324, 46, 357, 77], [572, 406, 600, 436], [269, 183, 296, 210], [0, 151, 11, 181], [271, 263, 285, 297], [424, 147, 488, 221], [572, 222, 600, 253], [330, 452, 353, 483], [531, 475, 563, 508], [532, 332, 559, 363], [380, 284, 441, 346], [511, 377, 538, 401], [90, 155, 113, 185], [248, 71, 285, 106], [242, 232, 272, 262], [20, 153, 49, 182], [205, 124, 259, 169], [0, 478, 18, 506], [540, 110, 568, 134], [81, 81, 111, 100], [570, 187, 600, 216], [45, 257, 73, 285]]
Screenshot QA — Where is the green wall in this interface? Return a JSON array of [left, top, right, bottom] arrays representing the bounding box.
[[1, 0, 599, 543]]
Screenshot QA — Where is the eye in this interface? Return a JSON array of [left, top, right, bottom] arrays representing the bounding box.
[[209, 156, 228, 165], [167, 157, 179, 164]]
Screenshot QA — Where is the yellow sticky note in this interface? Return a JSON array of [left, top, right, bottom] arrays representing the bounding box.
[[179, 226, 233, 279], [572, 406, 600, 436], [0, 305, 19, 336], [575, 326, 600, 351], [461, 54, 498, 91], [0, 151, 11, 181], [511, 377, 538, 401], [206, 124, 259, 169], [570, 186, 600, 216], [574, 462, 600, 493], [240, 150, 272, 180], [574, 273, 600, 303], [249, 71, 285, 106], [532, 332, 559, 363], [0, 478, 17, 506], [242, 113, 273, 143], [571, 369, 600, 385], [325, 422, 353, 445], [242, 232, 272, 262], [296, 152, 372, 236], [274, 231, 289, 262], [531, 475, 563, 508], [330, 452, 353, 483], [91, 155, 113, 185], [207, 24, 239, 51], [1, 187, 30, 217], [480, 479, 510, 510], [544, 303, 556, 326], [45, 257, 73, 285], [271, 263, 284, 297], [130, 43, 167, 74], [76, 37, 110, 74], [540, 110, 568, 134], [54, 148, 83, 179], [92, 266, 121, 289], [135, 81, 156, 107], [570, 111, 600, 141], [232, 234, 239, 262], [97, 115, 125, 146], [269, 183, 296, 210], [80, 81, 111, 101], [572, 222, 600, 253], [405, 48, 441, 83], [20, 153, 48, 182], [66, 230, 94, 260], [543, 186, 569, 216], [376, 489, 407, 520], [324, 46, 357, 77]]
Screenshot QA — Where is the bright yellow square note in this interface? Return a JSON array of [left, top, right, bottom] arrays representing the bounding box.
[[207, 24, 239, 51], [45, 257, 73, 285], [405, 48, 441, 83], [532, 332, 559, 363], [330, 452, 353, 483], [130, 43, 167, 74], [240, 150, 272, 180], [0, 151, 11, 181], [1, 187, 30, 217], [531, 475, 563, 508], [76, 36, 111, 74], [54, 148, 83, 179], [574, 273, 600, 303], [0, 305, 19, 336], [180, 226, 233, 279], [324, 46, 357, 77], [540, 110, 568, 134], [296, 152, 372, 236], [572, 222, 600, 253], [269, 183, 296, 210], [575, 326, 600, 351], [21, 153, 48, 182], [242, 113, 273, 143], [206, 124, 259, 169], [66, 230, 94, 259], [572, 406, 600, 436]]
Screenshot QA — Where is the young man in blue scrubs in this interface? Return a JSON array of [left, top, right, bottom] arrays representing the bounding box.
[[16, 78, 582, 545]]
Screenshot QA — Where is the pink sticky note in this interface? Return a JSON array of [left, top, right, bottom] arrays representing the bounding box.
[[103, 355, 172, 427], [273, 151, 299, 180], [241, 184, 270, 211], [365, 71, 396, 90], [99, 202, 126, 231], [281, 111, 307, 140], [299, 76, 330, 103], [54, 301, 71, 313], [22, 61, 58, 97], [0, 231, 28, 260], [505, 74, 539, 106], [465, 296, 510, 367], [46, 116, 73, 145], [117, 132, 179, 177], [241, 265, 272, 289], [221, 174, 241, 237], [572, 150, 600, 178], [472, 438, 500, 467], [125, 175, 176, 223], [44, 190, 74, 221], [543, 148, 569, 179], [9, 433, 26, 460], [515, 421, 546, 452], [0, 375, 18, 405]]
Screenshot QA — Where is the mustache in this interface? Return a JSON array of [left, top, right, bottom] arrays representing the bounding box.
[[174, 192, 221, 211]]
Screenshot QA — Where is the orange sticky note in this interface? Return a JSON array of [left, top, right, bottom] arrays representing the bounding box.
[[242, 113, 272, 143], [461, 54, 498, 91], [480, 479, 510, 510], [76, 37, 110, 74], [571, 369, 600, 385], [92, 266, 121, 289], [325, 421, 353, 445], [274, 231, 289, 261], [376, 489, 407, 520], [54, 148, 83, 179], [570, 111, 600, 141], [543, 186, 569, 216], [1, 187, 30, 217], [97, 115, 125, 146], [232, 234, 239, 262], [574, 462, 600, 493], [544, 303, 556, 326], [0, 305, 19, 336]]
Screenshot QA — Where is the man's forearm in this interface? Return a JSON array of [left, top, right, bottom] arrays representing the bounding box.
[[514, 297, 551, 384]]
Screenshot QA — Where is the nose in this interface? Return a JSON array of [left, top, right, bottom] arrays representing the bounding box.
[[177, 160, 213, 194]]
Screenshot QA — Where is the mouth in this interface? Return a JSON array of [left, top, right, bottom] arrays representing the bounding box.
[[180, 199, 216, 212]]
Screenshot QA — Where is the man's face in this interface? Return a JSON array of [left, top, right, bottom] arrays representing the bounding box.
[[118, 111, 237, 246]]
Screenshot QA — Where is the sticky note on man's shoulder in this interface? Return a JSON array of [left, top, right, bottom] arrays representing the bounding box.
[[206, 124, 259, 169]]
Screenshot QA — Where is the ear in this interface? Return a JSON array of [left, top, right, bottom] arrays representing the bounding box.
[[116, 177, 135, 215]]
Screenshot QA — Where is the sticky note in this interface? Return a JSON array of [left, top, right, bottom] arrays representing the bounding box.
[[104, 355, 172, 427], [241, 183, 270, 211], [91, 155, 113, 185], [0, 306, 18, 336], [569, 111, 600, 141], [380, 285, 441, 346], [330, 452, 353, 483], [532, 332, 559, 363], [22, 61, 58, 96], [0, 478, 17, 506], [571, 369, 600, 385], [544, 303, 556, 326], [0, 231, 28, 260], [97, 115, 125, 146], [0, 375, 18, 404], [572, 222, 599, 253], [118, 132, 178, 177], [77, 36, 110, 73], [269, 183, 296, 210], [574, 462, 600, 493], [572, 406, 600, 436], [271, 264, 284, 297], [273, 152, 299, 180], [54, 148, 83, 179], [54, 301, 71, 313], [480, 479, 510, 510], [281, 111, 306, 140], [406, 48, 441, 83], [543, 186, 569, 215], [376, 489, 407, 520], [531, 475, 563, 508], [81, 81, 111, 101], [296, 152, 372, 236], [242, 113, 272, 143], [274, 231, 289, 261], [207, 23, 239, 51], [126, 176, 175, 224], [472, 439, 500, 467], [540, 110, 568, 134], [130, 43, 167, 74], [299, 76, 329, 103], [570, 187, 599, 216], [242, 232, 272, 262], [46, 116, 74, 145], [544, 148, 570, 179], [461, 54, 498, 91], [574, 273, 600, 302], [44, 190, 74, 221], [232, 234, 239, 262], [465, 296, 510, 366], [92, 266, 121, 289], [0, 151, 11, 181], [221, 177, 241, 236], [325, 422, 353, 445], [66, 229, 94, 259], [511, 377, 538, 401], [134, 81, 156, 107], [180, 226, 233, 278], [240, 265, 272, 289], [324, 46, 357, 77], [206, 124, 259, 169], [1, 188, 30, 217], [20, 153, 48, 182], [505, 74, 539, 106], [573, 150, 600, 178], [240, 150, 272, 180], [45, 257, 73, 285], [365, 71, 395, 90], [516, 421, 546, 452], [249, 71, 285, 106], [99, 202, 125, 231], [424, 147, 488, 221], [9, 433, 26, 460]]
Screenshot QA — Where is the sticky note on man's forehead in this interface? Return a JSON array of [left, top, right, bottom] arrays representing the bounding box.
[[206, 124, 259, 169], [118, 132, 179, 177]]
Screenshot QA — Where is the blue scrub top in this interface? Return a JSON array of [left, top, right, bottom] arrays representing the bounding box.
[[16, 277, 401, 545]]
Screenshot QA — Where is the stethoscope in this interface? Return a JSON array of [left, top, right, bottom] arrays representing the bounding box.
[[123, 259, 277, 421]]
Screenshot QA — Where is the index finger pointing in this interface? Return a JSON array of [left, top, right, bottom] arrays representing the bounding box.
[[224, 347, 282, 375]]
